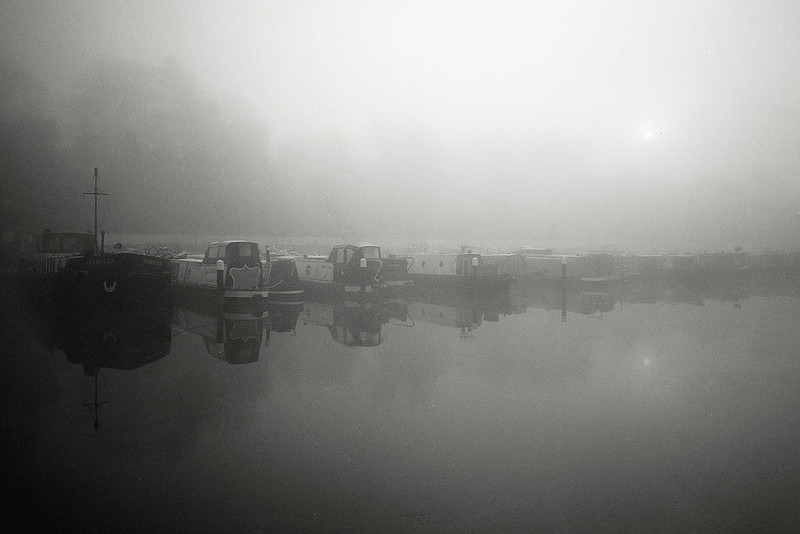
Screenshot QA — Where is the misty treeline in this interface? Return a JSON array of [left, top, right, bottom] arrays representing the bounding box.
[[1, 55, 798, 252]]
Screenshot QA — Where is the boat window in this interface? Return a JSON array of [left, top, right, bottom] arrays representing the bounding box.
[[62, 235, 79, 252], [336, 248, 346, 264], [226, 242, 259, 260], [38, 234, 58, 253], [361, 246, 380, 260]]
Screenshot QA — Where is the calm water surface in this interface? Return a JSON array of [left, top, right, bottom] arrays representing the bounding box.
[[3, 274, 800, 533]]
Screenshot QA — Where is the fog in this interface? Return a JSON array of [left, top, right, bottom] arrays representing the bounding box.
[[2, 0, 799, 252]]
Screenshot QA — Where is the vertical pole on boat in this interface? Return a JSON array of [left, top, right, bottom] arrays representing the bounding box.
[[360, 257, 367, 294], [93, 168, 98, 246], [471, 254, 478, 296], [100, 230, 105, 253], [216, 259, 225, 309], [92, 375, 99, 430], [561, 256, 567, 322], [83, 167, 109, 250]]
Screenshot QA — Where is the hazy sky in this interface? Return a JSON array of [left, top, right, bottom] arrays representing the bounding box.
[[4, 1, 798, 144], [2, 0, 799, 249]]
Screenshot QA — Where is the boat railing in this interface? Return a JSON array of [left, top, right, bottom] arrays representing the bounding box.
[[33, 255, 72, 274]]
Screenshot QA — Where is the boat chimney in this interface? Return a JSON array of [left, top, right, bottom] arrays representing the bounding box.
[[360, 257, 367, 294], [216, 259, 225, 308]]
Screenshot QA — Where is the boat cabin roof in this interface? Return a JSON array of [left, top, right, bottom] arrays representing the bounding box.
[[34, 231, 97, 254], [203, 241, 261, 262], [209, 240, 257, 247], [332, 242, 380, 250], [325, 243, 381, 263]]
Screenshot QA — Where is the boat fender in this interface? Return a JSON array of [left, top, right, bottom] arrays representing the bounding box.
[[103, 280, 117, 293]]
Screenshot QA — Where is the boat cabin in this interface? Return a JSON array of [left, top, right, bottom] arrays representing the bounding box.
[[296, 242, 384, 289], [170, 240, 267, 305], [330, 243, 382, 286], [35, 231, 97, 255], [326, 243, 380, 263], [407, 252, 482, 277], [25, 231, 97, 274], [203, 241, 261, 267]]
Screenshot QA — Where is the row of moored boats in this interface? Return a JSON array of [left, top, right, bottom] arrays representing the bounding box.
[[16, 232, 516, 311], [19, 227, 799, 312]]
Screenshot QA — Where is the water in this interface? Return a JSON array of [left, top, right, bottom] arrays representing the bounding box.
[[3, 274, 800, 533]]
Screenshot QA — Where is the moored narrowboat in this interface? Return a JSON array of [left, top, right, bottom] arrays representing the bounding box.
[[380, 254, 414, 293], [405, 251, 513, 293], [17, 229, 171, 308], [522, 253, 589, 280], [169, 240, 268, 309], [17, 169, 172, 308], [264, 253, 304, 304], [294, 242, 388, 296], [480, 253, 528, 277]]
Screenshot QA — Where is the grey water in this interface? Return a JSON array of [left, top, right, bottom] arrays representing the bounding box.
[[3, 274, 800, 533]]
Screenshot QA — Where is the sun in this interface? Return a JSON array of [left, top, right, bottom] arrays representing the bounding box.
[[644, 130, 653, 139]]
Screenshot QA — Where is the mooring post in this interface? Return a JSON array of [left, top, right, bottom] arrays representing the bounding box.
[[216, 259, 225, 308]]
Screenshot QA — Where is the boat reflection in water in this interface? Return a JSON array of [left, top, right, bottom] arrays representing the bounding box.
[[510, 275, 615, 320], [19, 296, 172, 430], [404, 283, 514, 338], [171, 299, 269, 364], [266, 301, 304, 334], [509, 268, 798, 320], [297, 292, 394, 347]]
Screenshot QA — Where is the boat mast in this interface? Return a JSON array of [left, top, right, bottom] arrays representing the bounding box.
[[84, 372, 108, 431], [83, 167, 108, 249]]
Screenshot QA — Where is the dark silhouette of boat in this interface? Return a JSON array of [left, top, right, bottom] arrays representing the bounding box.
[[19, 292, 173, 430], [16, 168, 171, 308]]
